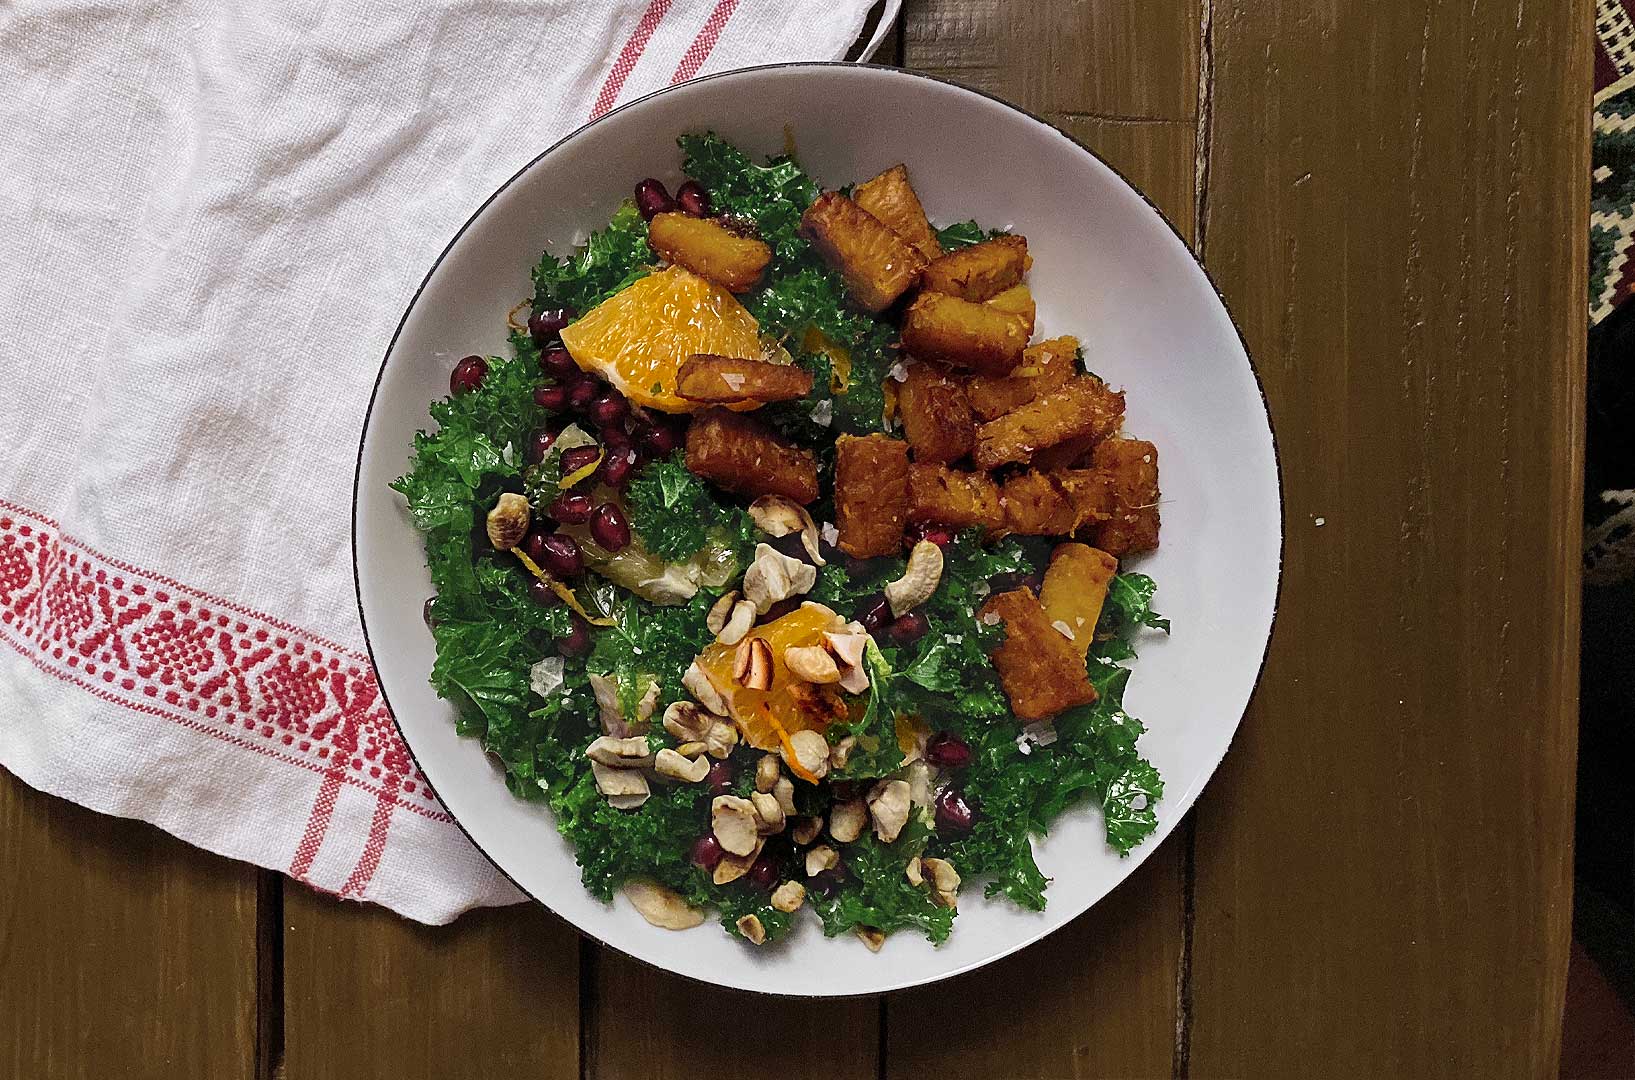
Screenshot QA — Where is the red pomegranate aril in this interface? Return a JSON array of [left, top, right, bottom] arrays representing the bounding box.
[[449, 355, 487, 395], [808, 865, 847, 896], [634, 177, 676, 220], [548, 491, 593, 525], [991, 570, 1044, 595], [934, 787, 977, 832], [768, 533, 814, 565], [857, 594, 893, 635], [640, 421, 682, 457], [888, 610, 930, 645], [706, 760, 734, 795], [590, 502, 632, 552], [598, 449, 636, 490], [537, 533, 584, 578], [556, 614, 592, 657], [676, 180, 711, 217], [747, 852, 779, 889], [588, 392, 628, 429], [925, 731, 973, 769], [533, 383, 570, 411], [689, 834, 725, 870], [528, 578, 560, 607], [601, 422, 632, 450], [907, 521, 955, 547], [528, 306, 576, 344], [539, 346, 578, 377], [520, 528, 551, 563], [525, 427, 558, 465], [558, 444, 602, 477], [421, 597, 437, 629], [762, 597, 803, 622], [568, 376, 599, 410]]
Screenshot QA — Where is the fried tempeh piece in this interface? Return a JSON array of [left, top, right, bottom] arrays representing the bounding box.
[[900, 291, 1030, 376], [980, 588, 1098, 720], [922, 235, 1030, 302], [834, 434, 910, 558], [985, 283, 1037, 337], [853, 164, 942, 262], [1084, 438, 1160, 557], [1039, 543, 1119, 659], [1030, 433, 1098, 471], [799, 192, 928, 313], [971, 376, 1126, 470], [967, 335, 1078, 421], [685, 407, 819, 504], [897, 361, 975, 464], [648, 213, 772, 293], [676, 354, 814, 404], [998, 470, 1081, 536], [906, 463, 1003, 531]]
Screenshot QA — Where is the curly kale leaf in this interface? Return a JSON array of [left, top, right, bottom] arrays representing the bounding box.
[[810, 819, 953, 942], [625, 453, 751, 563], [678, 131, 818, 265], [532, 202, 651, 314]]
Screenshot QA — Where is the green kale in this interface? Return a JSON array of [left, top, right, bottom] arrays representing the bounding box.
[[810, 819, 953, 942], [625, 453, 751, 562], [1100, 573, 1171, 636], [587, 590, 716, 716], [532, 202, 652, 314], [934, 220, 987, 249], [828, 640, 905, 779], [678, 132, 818, 265]]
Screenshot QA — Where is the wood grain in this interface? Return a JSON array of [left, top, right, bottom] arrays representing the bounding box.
[[0, 769, 260, 1080], [1186, 1, 1588, 1076], [280, 886, 579, 1079], [889, 2, 1200, 1076]]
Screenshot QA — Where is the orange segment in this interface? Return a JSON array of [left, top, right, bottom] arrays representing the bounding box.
[[696, 602, 848, 750], [560, 265, 765, 413]]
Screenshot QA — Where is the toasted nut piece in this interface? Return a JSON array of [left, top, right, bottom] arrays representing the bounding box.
[[703, 719, 739, 759], [736, 913, 768, 945], [885, 539, 945, 618], [902, 760, 934, 807], [712, 840, 763, 885], [706, 591, 739, 635], [781, 729, 831, 781], [750, 791, 786, 834], [734, 637, 774, 690], [585, 735, 653, 768], [784, 644, 841, 684], [805, 844, 840, 877], [829, 797, 867, 843], [830, 735, 858, 771], [683, 661, 730, 716], [624, 880, 706, 930], [773, 775, 797, 816], [921, 857, 961, 909], [676, 740, 707, 757], [867, 779, 912, 844], [633, 681, 660, 729], [589, 673, 624, 737], [591, 762, 650, 807], [663, 700, 713, 743], [755, 754, 781, 793], [905, 855, 924, 886], [790, 816, 822, 845], [749, 495, 826, 566], [711, 795, 760, 856], [485, 492, 531, 551], [741, 543, 817, 614], [771, 880, 808, 913], [654, 748, 710, 783], [855, 926, 887, 952], [716, 600, 757, 645]]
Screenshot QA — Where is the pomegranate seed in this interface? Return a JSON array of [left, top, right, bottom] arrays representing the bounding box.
[[925, 731, 972, 769], [640, 421, 682, 457], [556, 614, 592, 657], [536, 533, 584, 578], [590, 503, 631, 552], [528, 579, 560, 607], [747, 852, 779, 889], [907, 521, 955, 547], [888, 610, 930, 645], [568, 376, 598, 410], [539, 346, 577, 377], [689, 834, 725, 870], [991, 571, 1044, 595], [808, 865, 847, 896], [421, 597, 437, 629], [521, 528, 551, 563], [558, 444, 601, 477], [525, 427, 558, 465], [528, 306, 576, 344], [601, 423, 632, 450], [533, 383, 570, 411], [934, 787, 977, 832], [634, 178, 675, 220], [762, 597, 802, 622], [706, 760, 734, 795], [548, 491, 593, 525], [857, 595, 893, 635], [597, 450, 635, 490], [449, 355, 487, 395], [768, 533, 814, 565], [676, 180, 711, 217], [588, 392, 628, 429]]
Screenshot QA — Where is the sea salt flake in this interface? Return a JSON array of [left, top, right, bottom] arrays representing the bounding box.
[[1314, 516, 1326, 527], [810, 399, 833, 426], [529, 656, 565, 698], [1051, 619, 1075, 641], [980, 612, 1000, 626], [888, 361, 908, 382], [821, 522, 839, 546], [721, 372, 746, 391]]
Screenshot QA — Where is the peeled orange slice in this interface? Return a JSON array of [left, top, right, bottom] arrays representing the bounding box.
[[560, 265, 765, 413], [696, 602, 851, 750]]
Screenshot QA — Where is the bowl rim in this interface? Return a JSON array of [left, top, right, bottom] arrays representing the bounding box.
[[352, 60, 1286, 995]]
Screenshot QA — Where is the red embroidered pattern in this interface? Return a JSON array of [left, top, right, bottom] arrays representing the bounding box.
[[0, 499, 448, 829]]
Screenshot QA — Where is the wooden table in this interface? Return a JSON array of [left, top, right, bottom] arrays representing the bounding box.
[[0, 3, 1588, 1077]]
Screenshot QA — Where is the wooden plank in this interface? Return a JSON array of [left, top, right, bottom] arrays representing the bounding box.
[[0, 769, 260, 1080], [1186, 1, 1588, 1076], [281, 887, 580, 1079], [888, 3, 1200, 1077], [586, 950, 880, 1080]]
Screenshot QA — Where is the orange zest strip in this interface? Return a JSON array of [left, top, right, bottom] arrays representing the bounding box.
[[759, 702, 822, 784], [512, 549, 615, 626]]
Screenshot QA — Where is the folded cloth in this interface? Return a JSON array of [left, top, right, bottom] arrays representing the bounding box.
[[0, 0, 896, 924]]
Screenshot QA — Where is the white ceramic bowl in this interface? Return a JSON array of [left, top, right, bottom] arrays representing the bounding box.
[[355, 63, 1280, 996]]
